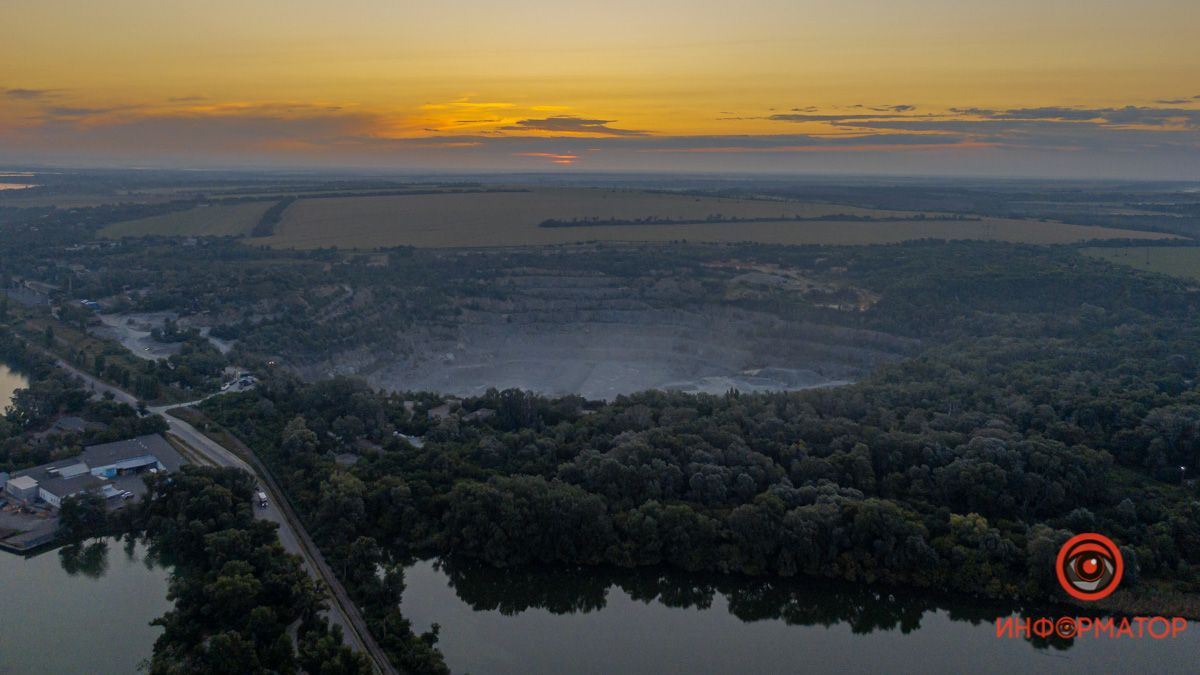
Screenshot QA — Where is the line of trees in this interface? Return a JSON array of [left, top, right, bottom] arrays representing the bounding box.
[[251, 197, 296, 237], [539, 213, 978, 228]]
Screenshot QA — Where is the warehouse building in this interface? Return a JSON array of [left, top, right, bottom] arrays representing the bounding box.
[[38, 474, 107, 509], [82, 434, 181, 478], [1, 434, 181, 509]]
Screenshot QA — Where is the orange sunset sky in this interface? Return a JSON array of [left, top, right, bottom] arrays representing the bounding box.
[[3, 0, 1199, 177]]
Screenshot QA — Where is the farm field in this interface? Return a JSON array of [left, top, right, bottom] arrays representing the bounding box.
[[2, 191, 186, 208], [257, 188, 1177, 249], [101, 200, 274, 238], [1082, 246, 1200, 281], [203, 187, 472, 200]]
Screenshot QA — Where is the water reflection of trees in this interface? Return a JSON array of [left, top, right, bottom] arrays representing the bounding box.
[[55, 534, 165, 578], [434, 558, 1074, 649], [58, 540, 110, 578]]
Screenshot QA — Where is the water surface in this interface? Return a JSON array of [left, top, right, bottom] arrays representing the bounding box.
[[401, 559, 1196, 675], [0, 538, 170, 674], [0, 363, 29, 410]]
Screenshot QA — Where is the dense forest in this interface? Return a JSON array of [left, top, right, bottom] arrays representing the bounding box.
[[132, 466, 372, 674], [193, 242, 1200, 618]]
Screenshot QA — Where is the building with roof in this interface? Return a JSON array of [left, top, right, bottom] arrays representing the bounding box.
[[4, 475, 39, 503], [50, 462, 90, 479], [38, 474, 106, 509], [2, 434, 181, 510], [82, 434, 182, 478]]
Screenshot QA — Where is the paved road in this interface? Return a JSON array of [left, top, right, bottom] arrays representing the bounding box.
[[56, 359, 395, 674], [154, 413, 373, 657], [158, 414, 402, 674], [56, 358, 139, 407]]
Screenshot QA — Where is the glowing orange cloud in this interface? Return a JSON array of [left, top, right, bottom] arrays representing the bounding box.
[[515, 152, 579, 165], [639, 141, 998, 154]]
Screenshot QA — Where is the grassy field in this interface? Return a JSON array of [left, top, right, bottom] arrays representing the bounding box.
[[257, 188, 1177, 249], [1082, 246, 1200, 281], [101, 201, 274, 238]]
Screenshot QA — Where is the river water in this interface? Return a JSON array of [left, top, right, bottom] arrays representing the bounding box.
[[401, 559, 1197, 675], [0, 363, 28, 411], [1, 368, 171, 673], [0, 538, 170, 674]]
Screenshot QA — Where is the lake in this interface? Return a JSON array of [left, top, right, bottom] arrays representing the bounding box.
[[0, 538, 171, 674], [401, 559, 1197, 675], [0, 363, 29, 410]]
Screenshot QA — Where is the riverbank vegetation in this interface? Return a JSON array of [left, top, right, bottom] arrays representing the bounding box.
[[134, 466, 371, 674], [0, 325, 172, 471]]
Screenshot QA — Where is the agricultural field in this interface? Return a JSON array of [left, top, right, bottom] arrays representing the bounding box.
[[256, 188, 1177, 249], [100, 201, 274, 238], [1082, 246, 1200, 281], [1, 191, 185, 208]]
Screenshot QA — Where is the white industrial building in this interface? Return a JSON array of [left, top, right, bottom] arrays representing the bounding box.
[[4, 475, 40, 502]]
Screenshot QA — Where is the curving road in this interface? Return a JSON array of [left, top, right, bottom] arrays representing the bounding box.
[[55, 358, 396, 675]]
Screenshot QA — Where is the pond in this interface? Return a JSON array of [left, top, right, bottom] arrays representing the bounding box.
[[0, 538, 171, 674], [401, 559, 1196, 674], [0, 362, 29, 410]]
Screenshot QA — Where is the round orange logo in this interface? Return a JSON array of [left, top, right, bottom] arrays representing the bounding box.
[[1056, 533, 1123, 601]]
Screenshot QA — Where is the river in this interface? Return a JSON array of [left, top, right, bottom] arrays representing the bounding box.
[[0, 363, 28, 410], [0, 369, 167, 673], [401, 559, 1196, 675], [0, 538, 170, 674]]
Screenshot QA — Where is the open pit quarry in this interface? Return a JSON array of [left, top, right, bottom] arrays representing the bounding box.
[[302, 268, 916, 401]]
